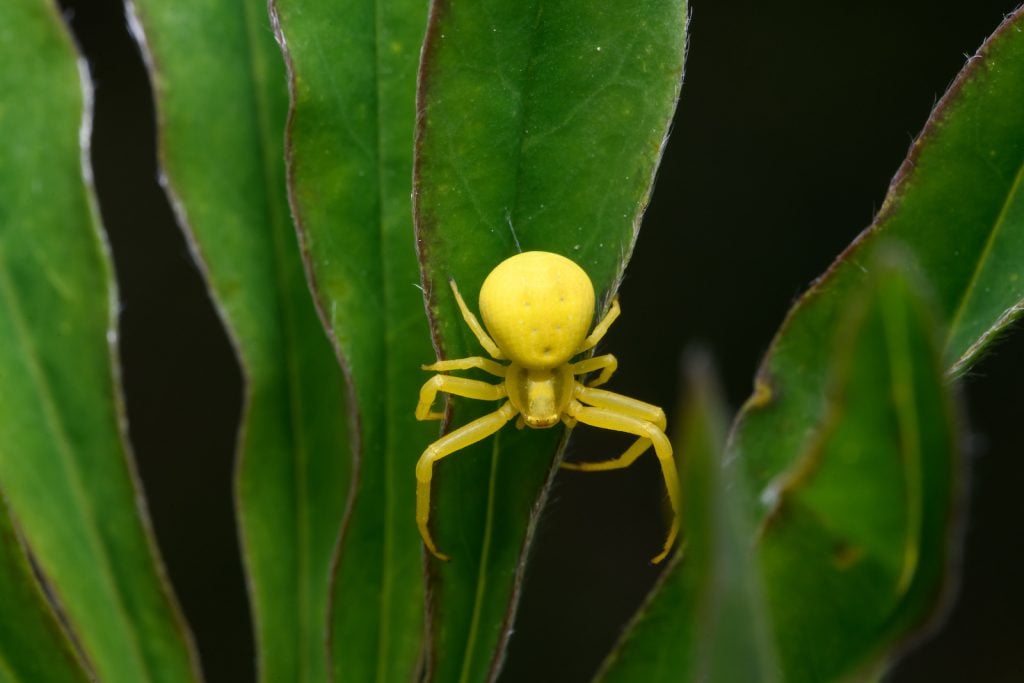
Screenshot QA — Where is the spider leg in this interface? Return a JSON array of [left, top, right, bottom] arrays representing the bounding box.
[[449, 279, 506, 359], [574, 385, 666, 429], [560, 386, 666, 467], [416, 401, 519, 560], [423, 356, 507, 377], [571, 354, 618, 387], [576, 297, 620, 353], [565, 398, 680, 564], [560, 436, 652, 472], [416, 375, 507, 421]]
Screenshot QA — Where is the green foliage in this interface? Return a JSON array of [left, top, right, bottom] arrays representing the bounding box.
[[602, 256, 959, 683], [755, 251, 958, 681], [606, 8, 1024, 682], [734, 7, 1024, 503], [598, 355, 778, 683], [0, 491, 91, 682], [608, 8, 1024, 682], [0, 3, 199, 681], [126, 1, 350, 681], [0, 1, 1021, 682], [268, 0, 436, 679]]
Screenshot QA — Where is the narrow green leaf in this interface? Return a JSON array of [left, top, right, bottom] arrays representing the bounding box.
[[751, 251, 959, 680], [598, 354, 778, 683], [0, 3, 200, 681], [269, 0, 436, 680], [127, 1, 350, 681], [0, 489, 91, 682], [414, 1, 686, 679]]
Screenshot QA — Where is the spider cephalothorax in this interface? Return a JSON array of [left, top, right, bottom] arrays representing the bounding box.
[[415, 251, 679, 563]]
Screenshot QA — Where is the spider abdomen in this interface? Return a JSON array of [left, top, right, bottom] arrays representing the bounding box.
[[479, 251, 595, 368]]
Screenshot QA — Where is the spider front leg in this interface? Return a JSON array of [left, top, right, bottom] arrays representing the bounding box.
[[571, 353, 618, 387], [565, 396, 680, 564], [416, 401, 519, 560], [576, 297, 620, 353], [415, 374, 507, 420], [449, 280, 506, 359]]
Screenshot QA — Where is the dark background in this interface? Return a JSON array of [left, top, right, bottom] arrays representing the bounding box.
[[56, 0, 1024, 681]]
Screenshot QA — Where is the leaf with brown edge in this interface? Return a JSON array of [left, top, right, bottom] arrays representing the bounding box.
[[269, 0, 437, 680], [0, 2, 200, 680], [127, 0, 351, 680], [733, 7, 1024, 504]]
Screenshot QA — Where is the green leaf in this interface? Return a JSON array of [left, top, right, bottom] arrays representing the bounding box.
[[126, 1, 350, 681], [748, 251, 960, 681], [727, 10, 1022, 672], [268, 0, 437, 680], [597, 354, 778, 683], [414, 0, 686, 678], [734, 6, 1024, 500], [0, 489, 91, 682], [0, 3, 200, 681], [865, 7, 1024, 376]]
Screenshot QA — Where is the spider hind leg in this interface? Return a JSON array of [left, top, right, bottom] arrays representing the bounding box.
[[563, 393, 679, 564]]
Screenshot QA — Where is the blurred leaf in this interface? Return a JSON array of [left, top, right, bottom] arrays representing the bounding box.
[[749, 251, 959, 680], [598, 354, 778, 683], [728, 17, 1022, 675], [414, 0, 687, 678], [0, 489, 91, 682], [0, 3, 199, 681], [127, 1, 350, 681], [727, 9, 1022, 673], [268, 0, 436, 680]]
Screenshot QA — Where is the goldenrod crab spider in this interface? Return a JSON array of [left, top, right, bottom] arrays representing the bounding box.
[[415, 251, 680, 563]]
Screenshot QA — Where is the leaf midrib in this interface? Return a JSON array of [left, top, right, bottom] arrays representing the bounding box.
[[945, 153, 1024, 366], [445, 6, 547, 679], [501, 1, 544, 252]]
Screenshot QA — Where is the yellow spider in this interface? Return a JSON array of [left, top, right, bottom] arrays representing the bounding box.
[[415, 251, 680, 563]]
